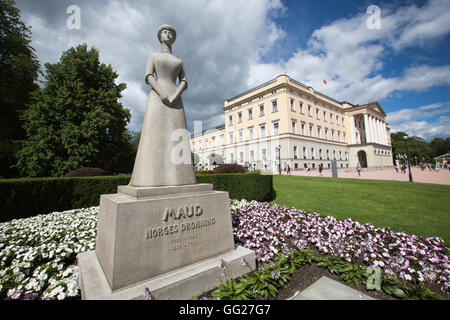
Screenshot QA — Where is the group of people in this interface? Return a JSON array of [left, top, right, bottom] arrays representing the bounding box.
[[394, 162, 408, 174], [418, 161, 449, 172], [394, 160, 449, 173]]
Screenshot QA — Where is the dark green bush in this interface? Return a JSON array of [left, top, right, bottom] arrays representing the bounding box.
[[0, 175, 130, 222], [197, 173, 274, 202], [214, 163, 246, 173], [0, 173, 274, 222], [65, 167, 106, 177]]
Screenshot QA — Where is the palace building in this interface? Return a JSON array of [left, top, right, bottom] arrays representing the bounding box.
[[190, 74, 393, 173]]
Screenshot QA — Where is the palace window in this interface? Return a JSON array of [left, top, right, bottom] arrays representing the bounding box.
[[273, 122, 279, 136], [260, 125, 266, 138], [309, 124, 313, 137], [316, 108, 320, 120], [272, 100, 278, 113], [308, 105, 312, 116], [290, 99, 295, 112], [303, 147, 307, 159], [262, 148, 267, 160], [259, 104, 265, 116], [292, 120, 297, 134], [238, 129, 243, 142], [293, 146, 298, 159], [248, 127, 253, 140], [300, 102, 304, 114], [229, 132, 233, 143], [311, 147, 315, 160], [238, 112, 242, 123], [248, 108, 253, 120], [323, 111, 327, 121], [250, 150, 255, 162], [330, 113, 334, 124], [301, 122, 306, 135], [229, 115, 233, 126]]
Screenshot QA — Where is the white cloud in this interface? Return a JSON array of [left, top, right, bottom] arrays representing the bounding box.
[[387, 102, 450, 140], [248, 0, 450, 105], [17, 0, 287, 132], [15, 0, 450, 136]]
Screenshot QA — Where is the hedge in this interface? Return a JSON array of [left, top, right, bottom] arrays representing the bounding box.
[[0, 173, 274, 222]]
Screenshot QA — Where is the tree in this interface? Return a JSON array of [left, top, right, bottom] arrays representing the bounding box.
[[17, 44, 132, 177], [0, 0, 40, 177]]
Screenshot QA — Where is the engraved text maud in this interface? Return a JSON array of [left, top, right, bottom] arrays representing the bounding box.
[[163, 204, 203, 222]]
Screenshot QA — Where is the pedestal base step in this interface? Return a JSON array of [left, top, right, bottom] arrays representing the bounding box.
[[78, 246, 255, 300]]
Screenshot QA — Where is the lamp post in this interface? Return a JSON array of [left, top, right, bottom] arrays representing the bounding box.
[[276, 145, 281, 175], [403, 134, 413, 183]]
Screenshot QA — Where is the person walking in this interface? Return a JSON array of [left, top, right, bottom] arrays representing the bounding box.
[[395, 162, 399, 173], [287, 165, 291, 175], [319, 163, 323, 176], [356, 162, 361, 177]]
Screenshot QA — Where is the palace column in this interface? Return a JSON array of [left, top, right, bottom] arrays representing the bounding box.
[[369, 115, 376, 144], [349, 115, 356, 144], [363, 113, 371, 143]]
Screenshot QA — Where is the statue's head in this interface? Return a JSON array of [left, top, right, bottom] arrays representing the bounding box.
[[158, 24, 176, 45]]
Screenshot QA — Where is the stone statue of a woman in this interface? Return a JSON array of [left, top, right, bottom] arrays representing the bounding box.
[[129, 25, 196, 187]]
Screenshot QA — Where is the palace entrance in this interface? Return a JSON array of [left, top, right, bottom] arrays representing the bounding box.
[[357, 150, 368, 168]]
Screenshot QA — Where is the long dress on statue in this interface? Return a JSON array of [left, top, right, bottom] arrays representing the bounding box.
[[129, 52, 196, 187]]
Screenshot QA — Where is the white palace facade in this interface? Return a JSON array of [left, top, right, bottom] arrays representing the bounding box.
[[190, 74, 393, 173]]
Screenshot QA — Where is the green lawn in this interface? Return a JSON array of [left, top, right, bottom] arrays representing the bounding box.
[[271, 175, 450, 245]]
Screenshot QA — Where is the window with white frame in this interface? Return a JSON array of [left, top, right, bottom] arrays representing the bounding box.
[[325, 128, 329, 140], [248, 108, 253, 120], [248, 127, 253, 140], [260, 124, 266, 138], [229, 115, 233, 126], [290, 99, 295, 111], [303, 147, 307, 159], [308, 105, 312, 116], [316, 108, 320, 119], [309, 124, 313, 137], [330, 113, 334, 123], [238, 129, 243, 142], [262, 148, 267, 160], [272, 100, 278, 113], [301, 122, 306, 135], [311, 147, 315, 160], [323, 110, 327, 121], [250, 150, 255, 162], [238, 112, 242, 123], [259, 104, 265, 116], [239, 151, 243, 163], [229, 132, 233, 143], [317, 126, 321, 139], [300, 102, 304, 114], [291, 120, 297, 134], [273, 121, 279, 136], [293, 146, 298, 159]]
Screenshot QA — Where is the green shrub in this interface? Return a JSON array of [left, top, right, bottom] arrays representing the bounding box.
[[65, 167, 106, 177], [197, 173, 274, 202], [0, 173, 274, 222], [0, 175, 130, 222], [214, 164, 246, 173]]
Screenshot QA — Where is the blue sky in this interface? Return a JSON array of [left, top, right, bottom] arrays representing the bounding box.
[[15, 0, 450, 141]]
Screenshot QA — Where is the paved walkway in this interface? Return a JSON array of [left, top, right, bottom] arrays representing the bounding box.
[[285, 167, 450, 185], [288, 276, 375, 300]]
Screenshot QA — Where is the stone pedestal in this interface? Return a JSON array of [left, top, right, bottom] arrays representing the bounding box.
[[78, 183, 255, 299]]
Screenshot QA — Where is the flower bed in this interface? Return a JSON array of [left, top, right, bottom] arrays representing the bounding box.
[[0, 207, 98, 299], [232, 201, 450, 294], [0, 200, 449, 300]]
